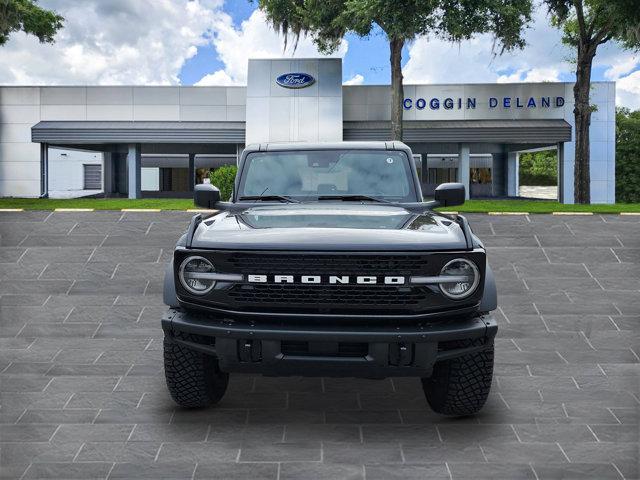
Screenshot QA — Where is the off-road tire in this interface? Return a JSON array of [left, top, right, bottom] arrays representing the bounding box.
[[422, 339, 494, 416], [164, 334, 228, 408]]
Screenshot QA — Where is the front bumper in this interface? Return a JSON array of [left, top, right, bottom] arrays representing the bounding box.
[[162, 308, 497, 378]]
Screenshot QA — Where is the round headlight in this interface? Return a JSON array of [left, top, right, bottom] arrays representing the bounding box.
[[179, 256, 216, 295], [439, 258, 480, 300]]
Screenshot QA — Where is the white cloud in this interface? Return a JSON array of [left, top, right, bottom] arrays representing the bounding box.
[[402, 7, 639, 108], [599, 51, 640, 109], [0, 0, 224, 85], [495, 70, 525, 83], [0, 2, 346, 87], [616, 70, 640, 110], [195, 70, 237, 86], [196, 9, 348, 86], [497, 67, 561, 83], [403, 9, 572, 85], [520, 67, 561, 83], [604, 54, 639, 81], [343, 74, 364, 85]]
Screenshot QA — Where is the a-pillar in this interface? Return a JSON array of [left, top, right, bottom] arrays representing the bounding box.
[[127, 143, 141, 199], [188, 153, 196, 191], [457, 143, 470, 200], [507, 151, 519, 197]]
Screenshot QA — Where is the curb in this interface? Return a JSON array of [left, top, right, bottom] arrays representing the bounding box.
[[620, 212, 640, 216], [488, 212, 529, 215], [0, 208, 24, 212], [121, 208, 162, 212], [552, 212, 594, 215], [54, 208, 94, 212]]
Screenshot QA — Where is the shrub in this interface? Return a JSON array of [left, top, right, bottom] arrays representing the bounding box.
[[616, 108, 640, 203], [209, 165, 238, 201], [519, 150, 558, 186]]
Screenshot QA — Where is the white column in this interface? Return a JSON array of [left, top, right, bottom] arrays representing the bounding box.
[[127, 143, 141, 199], [457, 143, 470, 200], [507, 151, 519, 197]]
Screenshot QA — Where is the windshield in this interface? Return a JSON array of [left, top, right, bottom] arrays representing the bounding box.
[[237, 149, 417, 202]]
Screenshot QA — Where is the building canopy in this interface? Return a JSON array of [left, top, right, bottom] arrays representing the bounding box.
[[32, 121, 246, 144], [344, 120, 572, 144]]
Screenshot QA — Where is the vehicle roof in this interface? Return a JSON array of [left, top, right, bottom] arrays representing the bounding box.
[[244, 141, 410, 152]]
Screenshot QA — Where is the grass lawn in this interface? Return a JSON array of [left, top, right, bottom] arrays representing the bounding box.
[[1, 197, 639, 213], [441, 200, 640, 214], [0, 197, 195, 210]]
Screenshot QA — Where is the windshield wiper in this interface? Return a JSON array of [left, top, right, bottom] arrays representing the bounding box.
[[316, 194, 391, 204], [239, 195, 300, 203]]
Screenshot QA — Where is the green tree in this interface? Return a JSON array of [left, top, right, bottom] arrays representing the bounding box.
[[258, 0, 532, 140], [616, 107, 640, 203], [209, 165, 238, 201], [543, 0, 640, 204], [519, 150, 558, 186], [0, 0, 63, 45]]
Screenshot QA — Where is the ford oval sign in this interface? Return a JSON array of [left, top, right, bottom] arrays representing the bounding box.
[[276, 73, 315, 89]]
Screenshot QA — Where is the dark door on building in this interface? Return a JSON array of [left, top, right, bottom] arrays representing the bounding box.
[[160, 168, 189, 192], [424, 167, 458, 196], [83, 164, 102, 190], [470, 167, 492, 197]]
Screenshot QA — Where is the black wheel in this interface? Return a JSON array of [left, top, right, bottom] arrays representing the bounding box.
[[163, 334, 228, 408], [422, 340, 494, 416]]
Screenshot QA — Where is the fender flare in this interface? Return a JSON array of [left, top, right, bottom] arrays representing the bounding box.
[[163, 261, 179, 308], [479, 262, 498, 313]]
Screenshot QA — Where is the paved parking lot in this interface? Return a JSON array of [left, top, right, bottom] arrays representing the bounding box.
[[0, 210, 638, 479]]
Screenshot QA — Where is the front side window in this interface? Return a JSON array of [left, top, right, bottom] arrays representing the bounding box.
[[238, 150, 417, 201]]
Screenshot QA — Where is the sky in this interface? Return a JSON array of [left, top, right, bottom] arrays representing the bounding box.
[[0, 0, 638, 108]]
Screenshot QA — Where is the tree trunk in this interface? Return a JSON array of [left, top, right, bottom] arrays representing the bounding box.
[[390, 37, 404, 141], [573, 45, 595, 204]]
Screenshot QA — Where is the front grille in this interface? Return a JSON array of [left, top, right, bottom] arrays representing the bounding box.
[[228, 252, 430, 276], [175, 249, 485, 315], [228, 284, 425, 307]]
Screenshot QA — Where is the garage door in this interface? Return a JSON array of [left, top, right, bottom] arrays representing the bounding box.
[[83, 164, 102, 190]]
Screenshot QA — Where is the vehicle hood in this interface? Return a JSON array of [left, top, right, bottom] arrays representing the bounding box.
[[190, 204, 470, 251]]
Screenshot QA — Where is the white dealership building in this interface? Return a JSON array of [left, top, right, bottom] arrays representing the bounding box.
[[0, 58, 616, 203]]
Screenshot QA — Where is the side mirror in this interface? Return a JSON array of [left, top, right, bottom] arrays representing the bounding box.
[[194, 184, 221, 209], [434, 182, 465, 207]]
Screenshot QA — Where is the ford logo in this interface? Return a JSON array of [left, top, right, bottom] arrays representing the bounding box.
[[275, 72, 315, 89]]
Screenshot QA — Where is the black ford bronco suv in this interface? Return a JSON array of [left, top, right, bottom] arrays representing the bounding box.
[[162, 142, 497, 416]]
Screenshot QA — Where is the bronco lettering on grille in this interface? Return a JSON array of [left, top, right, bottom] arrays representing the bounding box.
[[247, 275, 406, 285]]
